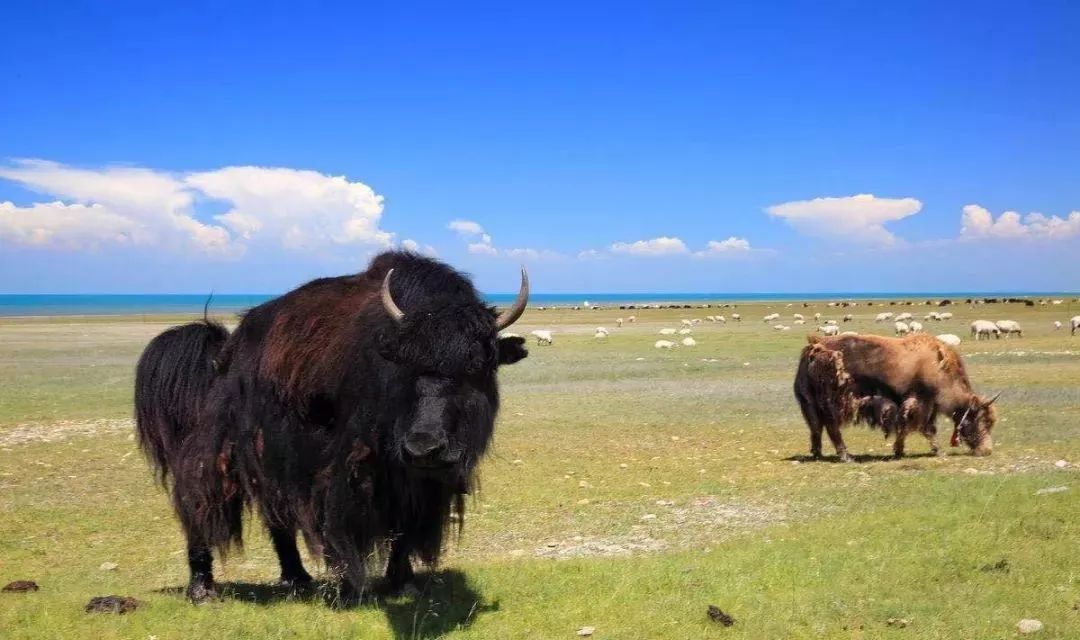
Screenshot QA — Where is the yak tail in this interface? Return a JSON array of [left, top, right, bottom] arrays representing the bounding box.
[[794, 342, 857, 428], [134, 320, 229, 484]]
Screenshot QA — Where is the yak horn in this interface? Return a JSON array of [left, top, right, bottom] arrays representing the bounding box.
[[381, 269, 406, 324], [495, 266, 530, 331], [985, 391, 1002, 406]]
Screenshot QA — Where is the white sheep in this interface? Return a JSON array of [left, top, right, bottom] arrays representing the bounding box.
[[894, 321, 910, 336], [939, 312, 954, 320], [763, 313, 780, 322], [970, 320, 1000, 340], [616, 317, 624, 327], [843, 314, 853, 322], [654, 339, 676, 349], [705, 315, 716, 322], [824, 319, 838, 326], [594, 327, 609, 339], [659, 328, 677, 336], [774, 324, 791, 331], [936, 333, 962, 346], [793, 313, 805, 321], [731, 313, 741, 321], [995, 320, 1022, 338], [678, 328, 693, 335], [793, 318, 806, 325], [530, 329, 554, 345], [814, 312, 822, 320], [691, 318, 702, 325], [715, 315, 726, 323], [681, 337, 697, 346], [925, 311, 941, 321], [681, 319, 694, 327], [818, 325, 840, 336], [875, 312, 894, 322], [628, 315, 637, 323], [909, 321, 923, 333], [895, 312, 913, 322], [1054, 320, 1062, 330], [1072, 315, 1080, 335]]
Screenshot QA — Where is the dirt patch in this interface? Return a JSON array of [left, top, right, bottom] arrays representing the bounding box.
[[0, 418, 132, 447], [535, 534, 668, 558]]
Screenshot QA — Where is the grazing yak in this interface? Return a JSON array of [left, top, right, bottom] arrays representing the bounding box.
[[135, 252, 529, 603], [794, 333, 998, 461]]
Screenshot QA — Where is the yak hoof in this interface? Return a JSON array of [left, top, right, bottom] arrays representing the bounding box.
[[279, 571, 313, 590], [838, 452, 853, 463], [186, 581, 219, 604]]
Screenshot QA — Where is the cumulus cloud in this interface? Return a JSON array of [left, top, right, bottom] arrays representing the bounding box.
[[766, 194, 922, 245], [468, 241, 499, 256], [692, 236, 753, 258], [447, 217, 562, 260], [448, 219, 486, 237], [960, 204, 1080, 240], [401, 238, 438, 256], [0, 159, 394, 257], [609, 236, 689, 256]]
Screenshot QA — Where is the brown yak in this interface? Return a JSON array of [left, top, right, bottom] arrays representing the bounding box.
[[794, 333, 999, 461]]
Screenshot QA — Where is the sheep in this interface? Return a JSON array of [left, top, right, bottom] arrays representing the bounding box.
[[995, 320, 1022, 338], [594, 327, 609, 339], [678, 328, 693, 335], [814, 312, 822, 320], [659, 328, 677, 335], [731, 313, 741, 321], [894, 321, 910, 336], [691, 318, 702, 325], [705, 315, 716, 322], [875, 312, 894, 322], [654, 339, 676, 349], [774, 324, 791, 331], [936, 333, 962, 346], [681, 319, 694, 327], [793, 319, 806, 325], [818, 324, 840, 336], [1054, 320, 1062, 330], [824, 319, 838, 326], [530, 329, 554, 346], [628, 315, 637, 323], [616, 317, 624, 327], [1052, 299, 1064, 305], [1072, 315, 1080, 336], [793, 313, 805, 321], [763, 313, 780, 322], [970, 320, 1000, 340], [681, 337, 697, 346], [939, 312, 953, 320], [925, 311, 941, 321], [895, 312, 913, 322], [715, 315, 726, 323], [908, 321, 923, 333], [843, 314, 853, 322]]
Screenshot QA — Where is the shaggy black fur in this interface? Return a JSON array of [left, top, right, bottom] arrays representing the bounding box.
[[134, 251, 529, 603]]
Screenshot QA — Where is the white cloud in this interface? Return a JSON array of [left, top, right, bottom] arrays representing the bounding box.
[[692, 236, 753, 258], [960, 204, 1080, 240], [448, 219, 485, 237], [766, 194, 922, 245], [577, 249, 604, 260], [401, 238, 438, 256], [609, 236, 689, 256], [467, 241, 498, 256], [0, 159, 393, 257]]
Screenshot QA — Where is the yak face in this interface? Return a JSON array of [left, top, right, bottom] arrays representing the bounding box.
[[377, 267, 529, 475], [953, 396, 999, 456]]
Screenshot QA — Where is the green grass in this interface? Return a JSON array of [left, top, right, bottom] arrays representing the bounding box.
[[1, 300, 1079, 638]]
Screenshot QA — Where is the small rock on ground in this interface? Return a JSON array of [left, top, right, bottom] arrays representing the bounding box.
[[576, 626, 595, 636], [1016, 619, 1043, 634], [2, 580, 39, 593], [1055, 460, 1069, 468], [99, 562, 118, 571], [1035, 486, 1068, 496], [886, 617, 910, 628], [707, 605, 735, 626], [85, 595, 140, 614]]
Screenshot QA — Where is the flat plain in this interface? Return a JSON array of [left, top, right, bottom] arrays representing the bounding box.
[[1, 299, 1078, 639]]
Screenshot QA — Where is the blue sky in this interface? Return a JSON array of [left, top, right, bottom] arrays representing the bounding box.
[[2, 1, 1079, 293]]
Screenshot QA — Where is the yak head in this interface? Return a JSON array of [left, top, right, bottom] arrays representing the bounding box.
[[953, 392, 1000, 456], [378, 266, 529, 474]]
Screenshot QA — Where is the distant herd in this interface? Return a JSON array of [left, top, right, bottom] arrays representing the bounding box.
[[131, 251, 1069, 603]]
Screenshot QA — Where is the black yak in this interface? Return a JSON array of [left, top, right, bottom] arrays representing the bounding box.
[[794, 334, 999, 461], [135, 251, 529, 603]]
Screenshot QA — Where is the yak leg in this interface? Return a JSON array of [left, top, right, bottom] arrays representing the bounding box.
[[824, 422, 852, 462], [383, 537, 417, 595], [809, 424, 824, 460], [269, 525, 312, 587], [185, 543, 218, 603], [892, 426, 908, 459], [795, 390, 824, 460]]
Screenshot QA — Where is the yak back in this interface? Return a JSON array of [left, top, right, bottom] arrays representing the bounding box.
[[230, 251, 489, 403], [806, 333, 972, 408]]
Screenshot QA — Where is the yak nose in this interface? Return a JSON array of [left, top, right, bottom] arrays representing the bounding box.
[[404, 430, 448, 458]]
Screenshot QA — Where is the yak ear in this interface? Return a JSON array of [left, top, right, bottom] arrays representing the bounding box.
[[497, 336, 528, 366]]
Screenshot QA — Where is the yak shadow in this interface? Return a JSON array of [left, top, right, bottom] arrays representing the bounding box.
[[157, 569, 495, 639], [782, 451, 942, 464]]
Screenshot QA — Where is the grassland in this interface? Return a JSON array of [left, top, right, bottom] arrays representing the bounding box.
[[1, 299, 1078, 639]]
